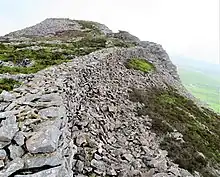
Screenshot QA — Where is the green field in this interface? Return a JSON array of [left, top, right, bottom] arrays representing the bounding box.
[[178, 67, 220, 113]]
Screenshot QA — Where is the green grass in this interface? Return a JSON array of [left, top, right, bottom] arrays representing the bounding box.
[[178, 68, 220, 113], [0, 78, 21, 93], [129, 87, 220, 177], [126, 58, 155, 73], [0, 36, 137, 74], [77, 20, 102, 35]]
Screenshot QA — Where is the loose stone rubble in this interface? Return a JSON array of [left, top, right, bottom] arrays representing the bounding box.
[[0, 45, 202, 176]]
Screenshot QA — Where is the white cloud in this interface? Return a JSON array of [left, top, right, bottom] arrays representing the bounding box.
[[0, 0, 219, 63]]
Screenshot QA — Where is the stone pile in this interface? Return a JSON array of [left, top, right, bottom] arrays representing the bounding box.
[[0, 47, 197, 176], [5, 18, 112, 38]]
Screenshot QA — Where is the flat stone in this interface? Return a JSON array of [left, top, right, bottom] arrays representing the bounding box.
[[76, 160, 84, 172], [0, 114, 18, 148], [0, 157, 24, 177], [26, 125, 61, 153], [24, 152, 62, 168], [147, 158, 168, 172], [0, 102, 9, 112], [38, 106, 65, 119], [0, 91, 16, 102], [76, 133, 87, 146], [168, 166, 181, 176], [94, 153, 102, 160], [122, 153, 133, 161], [8, 145, 25, 159], [152, 173, 169, 177], [91, 159, 105, 171], [0, 149, 6, 160], [38, 93, 61, 102], [14, 132, 25, 146], [0, 110, 19, 119], [14, 165, 69, 177]]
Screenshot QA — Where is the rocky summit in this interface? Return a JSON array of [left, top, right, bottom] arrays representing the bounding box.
[[0, 18, 219, 177]]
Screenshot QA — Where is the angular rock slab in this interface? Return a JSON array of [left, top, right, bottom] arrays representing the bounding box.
[[14, 165, 69, 177], [23, 152, 62, 168], [38, 106, 66, 119], [26, 125, 61, 153], [0, 157, 24, 177], [0, 90, 16, 102], [0, 114, 18, 148]]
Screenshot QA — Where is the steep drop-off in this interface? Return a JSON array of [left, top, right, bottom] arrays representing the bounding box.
[[0, 18, 219, 177]]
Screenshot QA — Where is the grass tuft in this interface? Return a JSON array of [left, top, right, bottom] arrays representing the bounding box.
[[0, 78, 21, 93], [126, 58, 155, 73]]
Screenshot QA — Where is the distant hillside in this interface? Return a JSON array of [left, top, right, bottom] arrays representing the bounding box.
[[172, 56, 220, 113]]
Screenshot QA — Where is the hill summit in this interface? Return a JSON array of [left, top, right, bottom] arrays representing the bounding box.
[[0, 18, 219, 177]]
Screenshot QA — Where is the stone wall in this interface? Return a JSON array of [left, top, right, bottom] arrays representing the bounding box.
[[0, 47, 196, 177]]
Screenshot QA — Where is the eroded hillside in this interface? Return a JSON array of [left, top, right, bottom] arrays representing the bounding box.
[[0, 18, 219, 177]]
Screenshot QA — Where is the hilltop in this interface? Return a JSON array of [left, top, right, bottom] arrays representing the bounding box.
[[0, 18, 219, 177]]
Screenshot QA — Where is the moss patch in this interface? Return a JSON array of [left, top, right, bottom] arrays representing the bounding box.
[[126, 58, 155, 73], [0, 78, 21, 93], [129, 87, 220, 177]]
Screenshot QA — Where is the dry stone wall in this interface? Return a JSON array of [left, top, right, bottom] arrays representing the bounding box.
[[0, 47, 196, 177]]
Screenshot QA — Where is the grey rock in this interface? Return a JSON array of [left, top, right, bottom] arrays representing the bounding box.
[[147, 158, 168, 172], [75, 175, 87, 177], [152, 173, 169, 177], [179, 169, 194, 177], [26, 125, 61, 153], [0, 160, 4, 168], [8, 145, 24, 159], [14, 132, 25, 146], [122, 153, 133, 161], [106, 168, 117, 176], [94, 153, 102, 160], [168, 166, 181, 176], [0, 102, 9, 112], [76, 133, 87, 146], [38, 93, 61, 102], [7, 18, 82, 37], [24, 152, 62, 168], [0, 110, 19, 119], [0, 157, 24, 177], [0, 149, 6, 160], [38, 106, 65, 119], [76, 160, 84, 172], [0, 114, 18, 148], [0, 91, 16, 102], [91, 159, 105, 171], [14, 165, 69, 177]]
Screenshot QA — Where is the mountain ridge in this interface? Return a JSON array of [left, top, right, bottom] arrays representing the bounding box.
[[0, 18, 219, 177]]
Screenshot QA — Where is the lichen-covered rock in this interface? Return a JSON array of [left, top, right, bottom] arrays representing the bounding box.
[[26, 125, 61, 153]]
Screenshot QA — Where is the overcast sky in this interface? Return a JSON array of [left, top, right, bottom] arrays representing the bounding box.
[[0, 0, 219, 64]]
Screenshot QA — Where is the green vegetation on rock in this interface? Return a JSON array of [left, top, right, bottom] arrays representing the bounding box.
[[0, 36, 136, 74], [126, 58, 155, 73], [129, 87, 220, 177], [0, 78, 21, 93]]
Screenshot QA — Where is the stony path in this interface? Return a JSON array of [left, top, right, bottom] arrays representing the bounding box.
[[0, 47, 195, 176]]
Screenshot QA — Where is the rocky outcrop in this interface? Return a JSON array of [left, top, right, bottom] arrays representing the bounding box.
[[5, 18, 112, 38], [0, 47, 200, 176]]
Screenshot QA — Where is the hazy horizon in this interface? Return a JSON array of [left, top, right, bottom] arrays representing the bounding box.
[[0, 0, 219, 64]]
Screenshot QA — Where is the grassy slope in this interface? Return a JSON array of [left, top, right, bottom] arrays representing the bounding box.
[[178, 67, 220, 113]]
